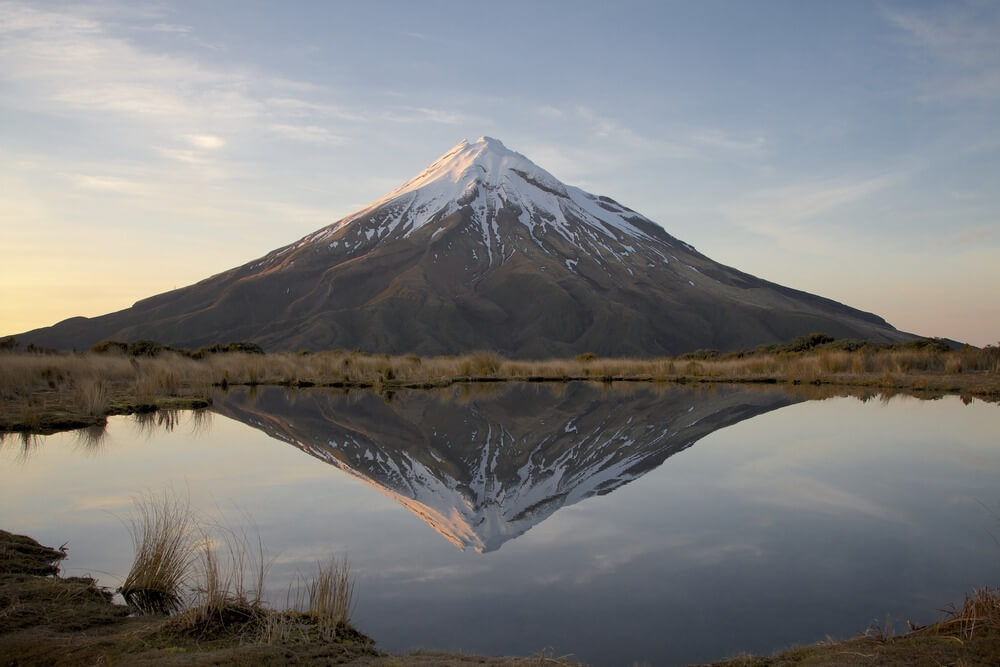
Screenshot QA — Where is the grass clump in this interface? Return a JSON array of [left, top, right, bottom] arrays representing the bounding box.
[[114, 492, 362, 650], [120, 492, 195, 615], [940, 586, 1000, 639], [300, 556, 354, 634], [167, 525, 270, 639]]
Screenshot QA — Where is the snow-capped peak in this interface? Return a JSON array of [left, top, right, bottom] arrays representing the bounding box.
[[319, 137, 670, 263], [357, 136, 567, 215]]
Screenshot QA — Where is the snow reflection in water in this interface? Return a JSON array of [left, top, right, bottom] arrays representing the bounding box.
[[1, 384, 997, 666]]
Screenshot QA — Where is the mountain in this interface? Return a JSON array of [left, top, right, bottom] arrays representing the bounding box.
[[15, 136, 912, 356], [212, 383, 803, 552]]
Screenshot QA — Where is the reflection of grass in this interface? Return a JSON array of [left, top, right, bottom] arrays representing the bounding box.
[[2, 338, 999, 433], [0, 430, 41, 462], [73, 424, 109, 454]]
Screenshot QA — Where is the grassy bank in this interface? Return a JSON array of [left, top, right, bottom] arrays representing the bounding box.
[[2, 529, 997, 665], [0, 528, 577, 666], [1, 336, 998, 433], [705, 587, 1000, 666]]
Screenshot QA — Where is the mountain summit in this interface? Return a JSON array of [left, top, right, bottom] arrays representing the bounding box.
[[326, 135, 667, 262], [16, 137, 911, 356]]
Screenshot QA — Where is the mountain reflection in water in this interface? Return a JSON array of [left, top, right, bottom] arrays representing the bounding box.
[[213, 382, 802, 552]]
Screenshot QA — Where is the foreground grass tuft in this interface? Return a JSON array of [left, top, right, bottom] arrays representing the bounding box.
[[120, 492, 195, 614], [117, 492, 364, 649], [940, 585, 1000, 639], [301, 556, 354, 636]]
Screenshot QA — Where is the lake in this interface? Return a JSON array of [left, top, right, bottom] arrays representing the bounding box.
[[1, 382, 997, 665]]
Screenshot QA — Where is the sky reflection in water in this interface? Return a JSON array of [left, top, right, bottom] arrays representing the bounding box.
[[0, 384, 997, 666]]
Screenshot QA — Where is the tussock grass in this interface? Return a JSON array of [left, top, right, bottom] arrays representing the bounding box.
[[939, 586, 1000, 639], [120, 491, 195, 614], [172, 524, 269, 636], [115, 493, 361, 647], [299, 556, 353, 634], [3, 337, 999, 432]]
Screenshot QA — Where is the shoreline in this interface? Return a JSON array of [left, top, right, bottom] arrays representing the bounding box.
[[2, 344, 998, 434], [0, 529, 577, 666], [2, 529, 996, 666], [3, 372, 997, 436]]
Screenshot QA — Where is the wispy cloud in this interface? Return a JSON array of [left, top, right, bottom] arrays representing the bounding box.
[[719, 171, 903, 254], [155, 147, 209, 165], [70, 173, 148, 194], [185, 134, 225, 150], [883, 2, 1000, 101], [146, 22, 191, 34], [0, 1, 475, 158], [381, 106, 487, 125], [942, 222, 998, 247], [269, 123, 347, 146], [727, 173, 897, 225], [0, 4, 266, 126], [689, 129, 765, 152], [576, 107, 766, 160], [401, 30, 432, 42], [263, 96, 367, 122]]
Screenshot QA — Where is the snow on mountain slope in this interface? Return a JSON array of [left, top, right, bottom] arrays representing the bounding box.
[[14, 135, 912, 356], [291, 136, 675, 268], [214, 384, 802, 553]]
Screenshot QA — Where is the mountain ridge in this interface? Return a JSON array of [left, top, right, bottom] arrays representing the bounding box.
[[14, 137, 913, 356]]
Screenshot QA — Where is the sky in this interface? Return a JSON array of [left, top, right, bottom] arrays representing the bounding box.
[[2, 0, 998, 346]]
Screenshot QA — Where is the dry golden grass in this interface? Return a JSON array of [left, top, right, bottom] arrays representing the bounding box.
[[114, 492, 360, 645], [939, 586, 1000, 639], [167, 524, 272, 640], [120, 491, 195, 614], [708, 587, 1000, 666], [2, 342, 998, 432], [304, 557, 353, 630]]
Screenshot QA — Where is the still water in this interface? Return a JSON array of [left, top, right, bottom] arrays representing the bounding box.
[[1, 383, 997, 665]]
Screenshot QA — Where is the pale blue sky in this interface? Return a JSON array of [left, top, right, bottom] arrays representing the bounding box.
[[2, 0, 998, 345]]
